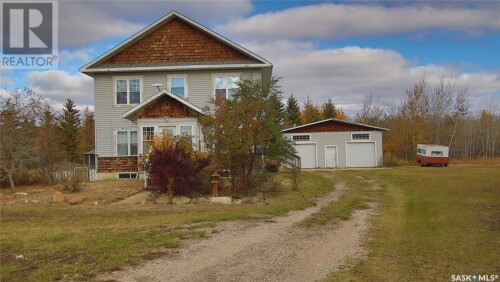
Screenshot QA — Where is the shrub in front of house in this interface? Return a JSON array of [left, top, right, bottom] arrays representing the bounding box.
[[144, 135, 211, 197]]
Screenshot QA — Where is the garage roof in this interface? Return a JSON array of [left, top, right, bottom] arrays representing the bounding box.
[[282, 118, 388, 133]]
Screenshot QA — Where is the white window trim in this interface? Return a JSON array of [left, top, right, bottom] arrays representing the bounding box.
[[139, 123, 198, 153], [113, 76, 143, 106], [291, 134, 311, 142], [351, 132, 371, 141], [179, 125, 193, 136], [141, 126, 156, 155], [167, 74, 188, 98], [212, 73, 242, 99], [114, 129, 138, 156]]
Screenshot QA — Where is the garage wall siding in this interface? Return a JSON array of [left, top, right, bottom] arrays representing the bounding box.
[[284, 131, 383, 168]]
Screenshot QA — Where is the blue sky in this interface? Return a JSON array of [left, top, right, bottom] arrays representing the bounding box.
[[1, 0, 499, 115]]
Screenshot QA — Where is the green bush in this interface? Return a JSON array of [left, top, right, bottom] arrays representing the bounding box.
[[288, 167, 301, 190]]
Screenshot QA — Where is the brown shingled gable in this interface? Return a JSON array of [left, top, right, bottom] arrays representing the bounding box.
[[100, 17, 258, 66], [285, 120, 383, 133], [129, 95, 199, 120]]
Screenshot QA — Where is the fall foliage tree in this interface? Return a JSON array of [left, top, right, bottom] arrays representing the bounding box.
[[78, 107, 95, 156], [0, 88, 44, 191], [354, 95, 386, 127], [301, 96, 321, 124], [199, 78, 295, 192], [335, 108, 348, 121], [36, 106, 62, 185]]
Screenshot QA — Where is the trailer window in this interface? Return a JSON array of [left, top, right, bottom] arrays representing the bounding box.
[[431, 151, 443, 156], [417, 148, 425, 155]]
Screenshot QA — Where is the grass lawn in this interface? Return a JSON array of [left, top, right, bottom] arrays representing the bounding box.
[[0, 171, 332, 281], [327, 166, 500, 281]]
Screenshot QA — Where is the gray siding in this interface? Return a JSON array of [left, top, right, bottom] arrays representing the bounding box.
[[93, 69, 262, 157], [284, 131, 384, 168]]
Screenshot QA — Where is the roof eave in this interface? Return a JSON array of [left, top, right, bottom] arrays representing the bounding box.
[[121, 90, 205, 120], [282, 118, 389, 132], [80, 63, 272, 74]]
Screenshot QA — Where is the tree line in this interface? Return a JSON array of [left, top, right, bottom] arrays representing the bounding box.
[[353, 79, 499, 162], [0, 88, 94, 191], [283, 78, 498, 162], [283, 95, 348, 128]]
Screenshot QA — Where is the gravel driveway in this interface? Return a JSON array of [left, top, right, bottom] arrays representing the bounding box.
[[99, 182, 376, 282]]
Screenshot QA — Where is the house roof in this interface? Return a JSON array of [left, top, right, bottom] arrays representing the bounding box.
[[80, 11, 272, 74], [121, 90, 204, 120], [282, 118, 389, 132]]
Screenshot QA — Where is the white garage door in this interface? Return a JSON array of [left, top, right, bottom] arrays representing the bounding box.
[[346, 142, 376, 167], [295, 144, 316, 168], [325, 146, 337, 168]]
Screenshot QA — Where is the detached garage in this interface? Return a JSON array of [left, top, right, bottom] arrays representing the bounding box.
[[282, 119, 388, 168]]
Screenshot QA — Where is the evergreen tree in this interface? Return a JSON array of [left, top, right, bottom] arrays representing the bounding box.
[[37, 106, 62, 184], [301, 96, 321, 124], [285, 95, 301, 127], [78, 107, 95, 155], [199, 78, 295, 192], [321, 98, 337, 119], [58, 99, 81, 162]]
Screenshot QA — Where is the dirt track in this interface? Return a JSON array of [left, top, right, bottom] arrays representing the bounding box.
[[99, 182, 377, 282]]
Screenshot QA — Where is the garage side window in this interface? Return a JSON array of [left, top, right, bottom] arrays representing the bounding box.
[[352, 133, 370, 140], [292, 135, 310, 142]]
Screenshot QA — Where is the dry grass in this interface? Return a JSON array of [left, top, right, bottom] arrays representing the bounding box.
[[450, 157, 500, 166], [327, 166, 500, 281], [0, 171, 332, 281]]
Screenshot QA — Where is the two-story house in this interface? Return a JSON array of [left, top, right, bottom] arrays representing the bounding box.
[[80, 11, 272, 179]]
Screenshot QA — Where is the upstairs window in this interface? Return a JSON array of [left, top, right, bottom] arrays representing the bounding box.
[[116, 78, 141, 105], [292, 135, 310, 142], [352, 133, 370, 140], [116, 130, 138, 156], [215, 76, 239, 100], [168, 75, 187, 97]]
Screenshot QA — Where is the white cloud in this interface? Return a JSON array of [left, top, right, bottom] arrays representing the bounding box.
[[58, 0, 253, 47], [59, 48, 95, 63], [0, 70, 12, 88], [243, 41, 499, 115], [217, 3, 500, 41], [25, 70, 94, 109]]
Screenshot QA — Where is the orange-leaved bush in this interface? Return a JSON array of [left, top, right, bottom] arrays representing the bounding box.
[[144, 135, 210, 196]]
